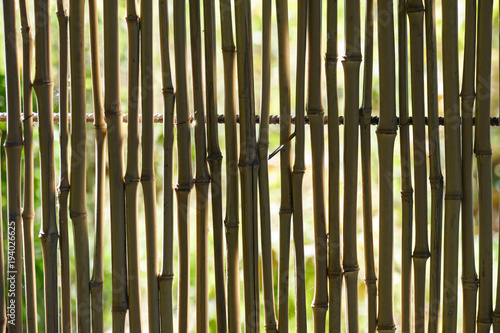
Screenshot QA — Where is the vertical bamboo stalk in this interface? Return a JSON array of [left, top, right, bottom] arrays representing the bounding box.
[[360, 0, 376, 330], [441, 0, 462, 330], [398, 0, 413, 331], [140, 0, 160, 330], [293, 0, 308, 330], [343, 0, 362, 330], [33, 0, 59, 330], [407, 0, 429, 330], [124, 0, 142, 330], [219, 1, 241, 331], [158, 0, 176, 331], [104, 0, 129, 330], [204, 0, 227, 331], [0, 128, 5, 332], [461, 0, 478, 330], [88, 0, 106, 331], [258, 0, 277, 330], [173, 0, 194, 330], [19, 0, 38, 331], [234, 0, 260, 330], [475, 0, 494, 331], [3, 0, 24, 331]]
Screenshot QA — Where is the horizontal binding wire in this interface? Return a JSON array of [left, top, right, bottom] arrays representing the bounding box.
[[3, 112, 500, 126]]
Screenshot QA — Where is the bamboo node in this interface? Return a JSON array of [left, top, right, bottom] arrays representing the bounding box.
[[176, 181, 194, 192], [194, 178, 210, 185], [444, 194, 463, 200], [376, 128, 397, 135], [279, 208, 293, 215], [327, 269, 343, 278], [364, 278, 377, 285], [311, 302, 329, 309], [125, 15, 140, 23], [140, 175, 156, 183], [377, 324, 397, 332], [461, 277, 479, 290], [4, 140, 24, 148], [460, 94, 476, 101], [207, 152, 223, 161], [57, 185, 70, 194], [412, 251, 430, 259], [94, 123, 107, 130], [112, 305, 128, 314], [221, 46, 236, 53], [306, 108, 324, 116], [89, 279, 104, 288], [32, 79, 54, 87], [343, 265, 360, 273], [325, 54, 338, 68], [474, 149, 492, 156], [104, 106, 123, 117], [401, 190, 414, 198], [341, 55, 362, 63], [69, 211, 87, 219], [158, 274, 174, 281], [21, 211, 35, 219], [124, 176, 140, 184], [161, 87, 175, 94], [406, 4, 425, 13]]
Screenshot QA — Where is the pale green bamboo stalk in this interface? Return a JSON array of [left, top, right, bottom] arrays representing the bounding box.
[[234, 0, 260, 330], [219, 1, 241, 331], [158, 0, 176, 331], [33, 0, 59, 330]]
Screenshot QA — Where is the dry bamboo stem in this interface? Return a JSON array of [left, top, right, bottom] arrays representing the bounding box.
[[343, 0, 362, 330], [219, 1, 241, 331], [360, 0, 376, 330], [258, 0, 278, 330], [398, 1, 413, 331], [104, 0, 128, 330], [326, 0, 342, 331], [293, 0, 308, 330], [174, 1, 194, 330], [33, 0, 59, 330], [0, 129, 6, 332], [424, 0, 444, 331], [189, 1, 211, 330], [204, 0, 227, 331], [124, 0, 142, 330], [475, 0, 494, 331], [88, 0, 107, 331], [441, 0, 462, 330], [140, 0, 160, 330], [461, 0, 478, 329], [3, 0, 24, 331], [19, 0, 38, 330], [407, 0, 430, 330], [234, 0, 260, 330], [158, 0, 176, 331], [376, 0, 397, 331]]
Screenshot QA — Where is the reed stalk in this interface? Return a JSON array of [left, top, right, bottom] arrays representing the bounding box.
[[33, 0, 59, 330], [0, 129, 5, 332], [397, 1, 413, 331], [88, 0, 106, 331], [158, 0, 176, 331], [258, 0, 277, 330], [360, 0, 376, 330], [189, 1, 210, 330], [124, 0, 142, 330], [234, 0, 260, 330], [293, 0, 307, 330], [219, 1, 241, 331], [343, 0, 362, 330], [20, 0, 37, 330], [104, 0, 128, 330], [461, 0, 478, 330], [407, 0, 429, 330], [475, 0, 494, 331], [376, 0, 397, 331], [173, 1, 194, 330], [3, 1, 24, 331], [204, 0, 227, 331]]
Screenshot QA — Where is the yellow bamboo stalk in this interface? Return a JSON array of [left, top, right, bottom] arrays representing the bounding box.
[[3, 0, 24, 331], [219, 1, 241, 331], [33, 0, 59, 330], [104, 0, 128, 330]]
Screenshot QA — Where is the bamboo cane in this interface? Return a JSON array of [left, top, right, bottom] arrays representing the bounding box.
[[0, 129, 6, 332], [3, 0, 24, 331], [234, 0, 260, 330], [19, 0, 38, 330], [376, 0, 398, 331], [158, 0, 176, 331], [441, 0, 462, 330], [275, 1, 293, 331], [424, 0, 444, 331], [124, 0, 142, 330], [360, 0, 376, 330], [173, 0, 194, 330], [407, 1, 429, 330], [398, 1, 413, 331], [461, 0, 478, 330], [219, 1, 241, 331], [258, 0, 278, 330], [33, 0, 59, 330], [88, 0, 106, 331], [104, 0, 129, 330], [343, 0, 362, 330], [293, 0, 308, 330], [475, 0, 494, 331], [189, 1, 211, 330], [204, 0, 227, 331]]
